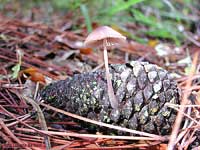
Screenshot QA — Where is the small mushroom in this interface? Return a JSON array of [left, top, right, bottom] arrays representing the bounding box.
[[84, 26, 126, 109]]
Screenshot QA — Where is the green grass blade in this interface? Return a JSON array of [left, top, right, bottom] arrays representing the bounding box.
[[108, 0, 144, 16], [80, 4, 92, 33], [145, 29, 180, 45], [131, 9, 162, 28]]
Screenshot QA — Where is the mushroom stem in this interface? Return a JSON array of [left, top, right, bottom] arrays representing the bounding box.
[[103, 39, 118, 109]]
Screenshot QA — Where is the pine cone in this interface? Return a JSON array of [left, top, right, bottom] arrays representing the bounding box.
[[40, 61, 180, 135]]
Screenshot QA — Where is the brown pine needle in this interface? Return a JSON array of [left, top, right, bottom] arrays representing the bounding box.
[[40, 102, 166, 141], [168, 52, 199, 150]]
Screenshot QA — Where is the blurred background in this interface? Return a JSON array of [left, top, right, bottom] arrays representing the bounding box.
[[1, 0, 200, 45]]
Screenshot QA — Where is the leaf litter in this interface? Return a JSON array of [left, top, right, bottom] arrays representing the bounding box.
[[0, 8, 200, 150]]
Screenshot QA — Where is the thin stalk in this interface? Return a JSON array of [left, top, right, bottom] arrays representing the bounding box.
[[103, 39, 118, 109]]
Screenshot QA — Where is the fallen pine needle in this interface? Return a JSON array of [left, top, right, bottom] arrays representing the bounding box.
[[40, 102, 167, 141]]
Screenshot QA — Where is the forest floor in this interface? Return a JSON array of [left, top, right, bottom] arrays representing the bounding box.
[[0, 4, 200, 150]]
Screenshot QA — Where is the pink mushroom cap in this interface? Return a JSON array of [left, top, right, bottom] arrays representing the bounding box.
[[84, 26, 126, 48]]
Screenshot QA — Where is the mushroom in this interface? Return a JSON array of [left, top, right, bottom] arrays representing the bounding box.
[[84, 26, 126, 109]]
